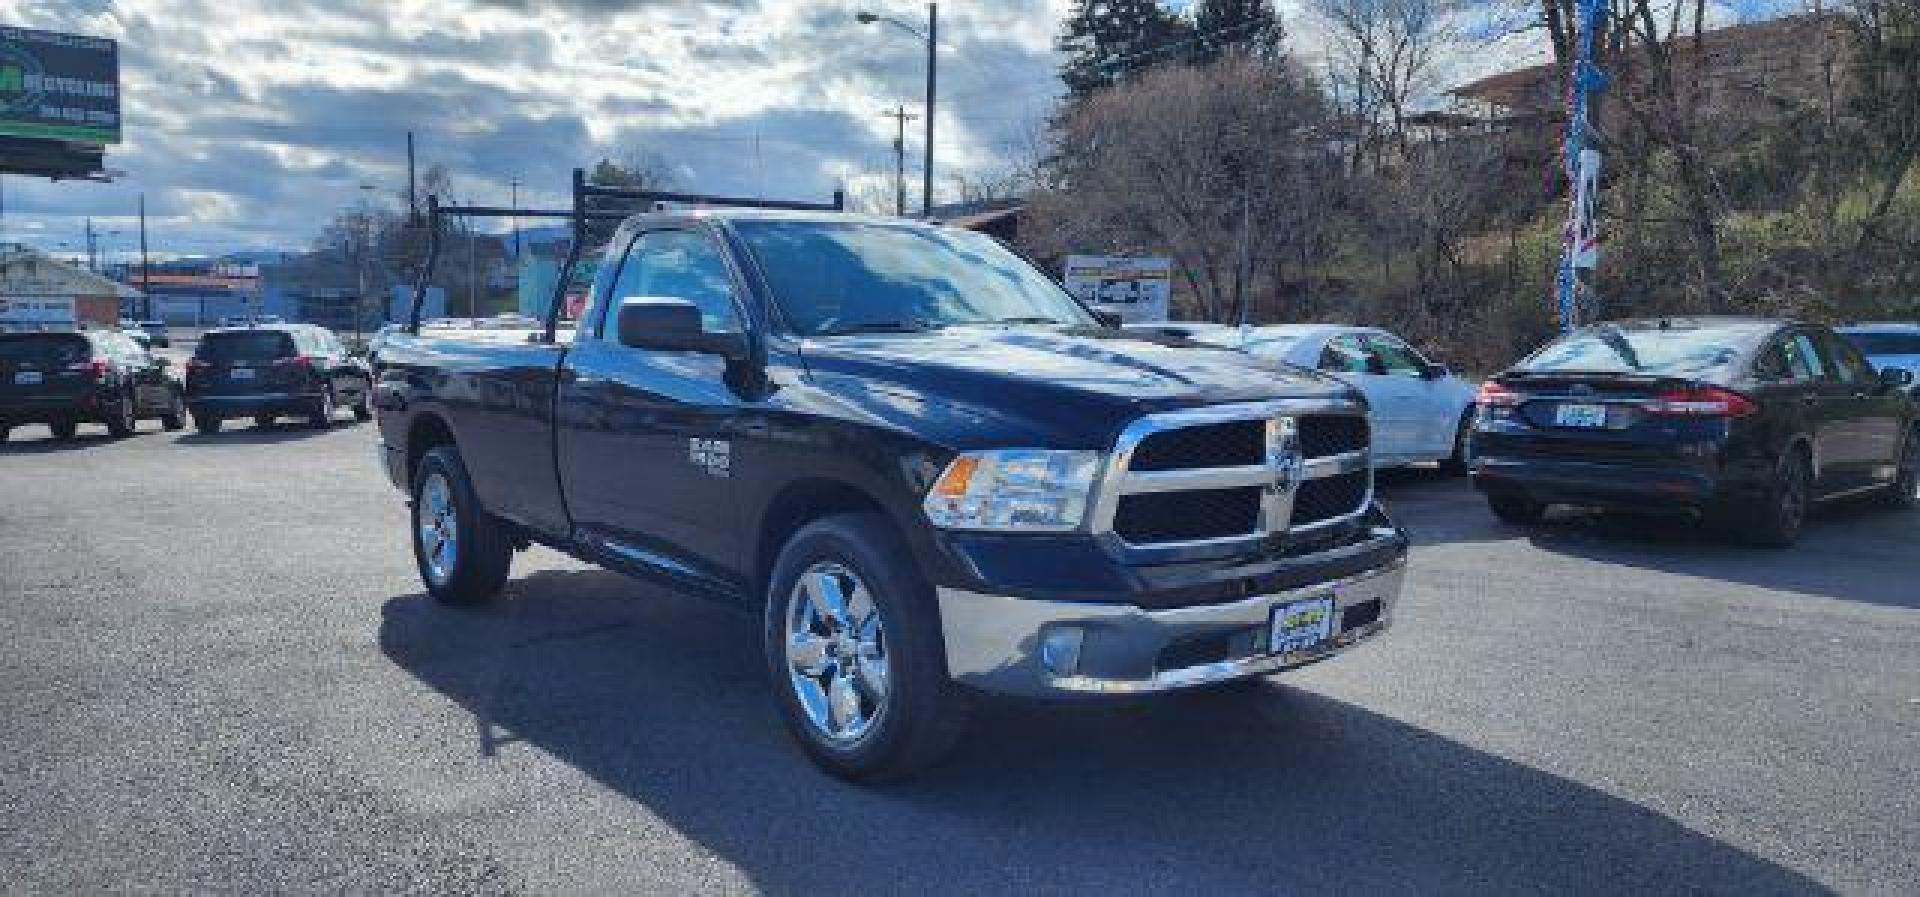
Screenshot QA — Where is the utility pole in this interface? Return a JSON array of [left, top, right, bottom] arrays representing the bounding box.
[[138, 194, 151, 321], [1554, 0, 1610, 332], [923, 2, 937, 218], [85, 218, 97, 272], [406, 131, 418, 223], [509, 177, 521, 257], [881, 105, 919, 216]]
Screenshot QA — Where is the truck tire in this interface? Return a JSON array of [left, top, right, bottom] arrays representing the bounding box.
[[194, 414, 223, 434], [763, 512, 968, 783], [411, 445, 513, 605]]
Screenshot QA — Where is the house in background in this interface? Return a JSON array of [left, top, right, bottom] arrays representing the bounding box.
[[0, 243, 141, 332]]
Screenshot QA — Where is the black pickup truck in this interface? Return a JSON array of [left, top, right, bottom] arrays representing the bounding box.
[[372, 202, 1409, 780]]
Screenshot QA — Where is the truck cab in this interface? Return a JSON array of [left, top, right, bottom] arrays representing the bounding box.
[[372, 200, 1408, 781]]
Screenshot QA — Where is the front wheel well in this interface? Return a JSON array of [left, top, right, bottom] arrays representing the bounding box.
[[754, 478, 890, 601], [405, 413, 456, 484]]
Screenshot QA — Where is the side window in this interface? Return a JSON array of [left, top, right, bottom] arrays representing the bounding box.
[[1320, 335, 1372, 374], [1753, 342, 1793, 381], [599, 229, 741, 339], [1820, 332, 1870, 385], [1364, 333, 1426, 376], [1791, 333, 1828, 380]]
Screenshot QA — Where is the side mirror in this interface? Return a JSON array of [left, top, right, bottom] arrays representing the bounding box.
[[615, 297, 747, 360], [1879, 366, 1915, 389]]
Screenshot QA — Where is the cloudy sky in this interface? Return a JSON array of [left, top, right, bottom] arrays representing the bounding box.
[[3, 0, 1075, 261], [4, 0, 1789, 262]]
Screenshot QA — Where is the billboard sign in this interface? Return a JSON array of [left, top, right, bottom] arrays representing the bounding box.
[[0, 26, 120, 146], [1062, 255, 1172, 323]]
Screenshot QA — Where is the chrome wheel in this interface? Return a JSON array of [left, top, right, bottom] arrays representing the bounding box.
[[784, 561, 889, 744], [417, 473, 459, 586]]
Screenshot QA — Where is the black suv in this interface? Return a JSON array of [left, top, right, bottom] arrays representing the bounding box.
[[0, 330, 187, 441], [1472, 317, 1919, 546], [184, 324, 372, 433]]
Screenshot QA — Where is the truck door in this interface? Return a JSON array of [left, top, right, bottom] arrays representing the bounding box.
[[556, 227, 747, 588], [1818, 330, 1905, 488]]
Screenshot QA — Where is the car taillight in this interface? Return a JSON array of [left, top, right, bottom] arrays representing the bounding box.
[[67, 360, 109, 379], [1476, 381, 1524, 408], [1645, 386, 1757, 418]]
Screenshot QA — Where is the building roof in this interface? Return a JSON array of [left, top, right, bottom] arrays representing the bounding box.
[[0, 243, 143, 298]]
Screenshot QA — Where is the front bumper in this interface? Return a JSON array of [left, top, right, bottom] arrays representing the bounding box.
[[938, 553, 1405, 697]]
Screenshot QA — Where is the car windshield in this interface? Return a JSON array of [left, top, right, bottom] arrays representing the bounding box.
[[197, 331, 294, 362], [1517, 323, 1759, 375], [732, 221, 1096, 335], [0, 334, 89, 367], [1842, 331, 1920, 356]]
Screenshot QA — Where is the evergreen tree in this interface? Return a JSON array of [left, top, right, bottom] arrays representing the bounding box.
[[1190, 0, 1284, 65], [1056, 0, 1192, 99]]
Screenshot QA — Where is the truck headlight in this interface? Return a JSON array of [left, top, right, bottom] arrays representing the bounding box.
[[923, 449, 1101, 532]]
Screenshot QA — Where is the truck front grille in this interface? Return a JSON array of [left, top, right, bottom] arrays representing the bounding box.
[[1113, 487, 1262, 543], [1094, 400, 1372, 549], [1129, 420, 1265, 472]]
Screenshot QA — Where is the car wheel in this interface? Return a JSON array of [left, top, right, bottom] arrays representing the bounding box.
[[194, 414, 223, 434], [308, 388, 335, 429], [411, 445, 513, 605], [49, 419, 77, 440], [104, 391, 138, 438], [1739, 448, 1811, 548], [1878, 428, 1919, 511], [1486, 489, 1545, 526], [160, 392, 186, 431], [1439, 408, 1475, 476], [764, 512, 968, 783]]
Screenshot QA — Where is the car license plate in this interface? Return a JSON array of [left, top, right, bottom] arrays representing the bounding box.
[[13, 371, 42, 385], [1554, 402, 1609, 428], [229, 368, 255, 380], [1271, 597, 1336, 655]]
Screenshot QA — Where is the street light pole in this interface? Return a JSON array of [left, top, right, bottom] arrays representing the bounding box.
[[856, 3, 938, 217]]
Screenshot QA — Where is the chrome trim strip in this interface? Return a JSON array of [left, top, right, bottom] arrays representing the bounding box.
[[1303, 450, 1370, 479], [1122, 464, 1272, 493]]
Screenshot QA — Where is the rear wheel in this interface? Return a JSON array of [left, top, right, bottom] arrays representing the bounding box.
[[411, 445, 512, 605], [308, 388, 335, 429], [1878, 428, 1919, 511], [160, 392, 186, 431], [1738, 448, 1811, 548], [104, 391, 137, 438], [764, 513, 968, 783], [50, 419, 77, 440], [194, 414, 223, 434], [1439, 408, 1476, 476], [1487, 489, 1546, 526]]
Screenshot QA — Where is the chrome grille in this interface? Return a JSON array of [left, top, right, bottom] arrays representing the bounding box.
[[1091, 399, 1372, 549]]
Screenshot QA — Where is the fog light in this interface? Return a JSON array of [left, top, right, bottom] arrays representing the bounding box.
[[1039, 626, 1085, 676]]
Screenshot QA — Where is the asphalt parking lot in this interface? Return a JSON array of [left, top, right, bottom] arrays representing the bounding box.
[[2, 420, 1916, 893]]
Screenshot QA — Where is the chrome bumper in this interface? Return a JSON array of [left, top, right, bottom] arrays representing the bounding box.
[[937, 558, 1405, 697]]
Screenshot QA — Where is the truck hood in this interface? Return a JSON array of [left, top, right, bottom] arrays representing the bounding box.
[[796, 327, 1357, 450]]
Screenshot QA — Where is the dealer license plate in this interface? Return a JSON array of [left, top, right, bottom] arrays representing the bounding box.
[[229, 367, 255, 380], [14, 371, 42, 385], [1271, 597, 1336, 655], [1554, 402, 1608, 428]]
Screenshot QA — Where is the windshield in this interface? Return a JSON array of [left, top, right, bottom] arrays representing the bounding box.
[[1517, 323, 1760, 375], [197, 331, 294, 362], [0, 334, 89, 367], [1842, 331, 1920, 357], [733, 221, 1096, 335]]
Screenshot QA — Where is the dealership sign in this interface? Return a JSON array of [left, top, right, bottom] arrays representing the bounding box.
[[0, 26, 120, 145], [1062, 255, 1172, 323]]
